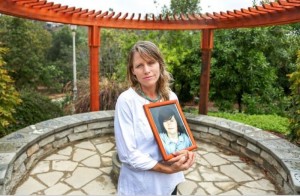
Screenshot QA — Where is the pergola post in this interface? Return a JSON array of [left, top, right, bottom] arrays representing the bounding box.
[[199, 29, 214, 115], [88, 25, 100, 111]]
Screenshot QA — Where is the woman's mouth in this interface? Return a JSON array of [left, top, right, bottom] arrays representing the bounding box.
[[144, 76, 153, 80]]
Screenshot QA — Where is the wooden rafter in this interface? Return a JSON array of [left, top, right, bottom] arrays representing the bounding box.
[[120, 13, 128, 20], [0, 0, 300, 30], [33, 2, 53, 9]]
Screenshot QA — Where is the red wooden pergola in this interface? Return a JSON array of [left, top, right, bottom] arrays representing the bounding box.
[[1, 0, 300, 114]]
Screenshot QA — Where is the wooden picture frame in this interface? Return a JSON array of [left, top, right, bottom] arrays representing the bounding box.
[[143, 100, 197, 161]]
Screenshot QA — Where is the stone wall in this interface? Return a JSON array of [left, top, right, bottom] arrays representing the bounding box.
[[184, 113, 300, 194], [0, 111, 115, 194], [0, 111, 299, 194]]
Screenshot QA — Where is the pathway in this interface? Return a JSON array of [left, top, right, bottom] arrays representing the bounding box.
[[14, 135, 278, 195]]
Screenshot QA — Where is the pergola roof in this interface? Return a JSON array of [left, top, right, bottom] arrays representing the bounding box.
[[0, 0, 300, 30]]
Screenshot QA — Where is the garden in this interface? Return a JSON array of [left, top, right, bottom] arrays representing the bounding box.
[[0, 0, 299, 146]]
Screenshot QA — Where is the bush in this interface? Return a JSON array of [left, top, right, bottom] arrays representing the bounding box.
[[73, 79, 90, 113], [100, 76, 128, 110], [74, 77, 128, 113], [0, 47, 22, 136], [182, 107, 289, 136], [242, 92, 289, 116], [287, 51, 300, 143], [2, 90, 64, 136], [209, 112, 289, 135], [213, 100, 235, 113]]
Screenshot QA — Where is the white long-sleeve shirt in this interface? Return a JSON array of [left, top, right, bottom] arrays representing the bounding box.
[[114, 87, 184, 195]]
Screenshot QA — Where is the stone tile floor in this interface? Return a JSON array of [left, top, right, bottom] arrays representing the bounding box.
[[14, 135, 278, 195]]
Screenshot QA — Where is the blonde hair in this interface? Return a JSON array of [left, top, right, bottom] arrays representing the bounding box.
[[127, 41, 173, 100]]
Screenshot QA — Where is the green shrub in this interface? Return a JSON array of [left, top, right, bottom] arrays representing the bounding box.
[[208, 112, 289, 135], [0, 47, 22, 136], [3, 90, 64, 136], [213, 100, 235, 113], [182, 107, 289, 135], [242, 89, 289, 116], [287, 51, 300, 143]]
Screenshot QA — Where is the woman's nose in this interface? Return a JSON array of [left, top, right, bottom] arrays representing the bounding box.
[[143, 64, 150, 73]]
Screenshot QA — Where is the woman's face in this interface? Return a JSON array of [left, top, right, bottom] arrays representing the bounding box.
[[163, 115, 178, 135], [131, 52, 160, 90]]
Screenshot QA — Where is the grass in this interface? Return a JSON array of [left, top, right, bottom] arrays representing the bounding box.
[[183, 107, 289, 136]]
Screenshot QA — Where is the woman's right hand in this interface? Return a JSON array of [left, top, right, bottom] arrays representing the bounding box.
[[168, 150, 195, 172], [151, 151, 195, 174]]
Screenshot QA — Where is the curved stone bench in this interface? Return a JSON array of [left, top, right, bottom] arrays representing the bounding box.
[[0, 111, 115, 194], [0, 111, 299, 194]]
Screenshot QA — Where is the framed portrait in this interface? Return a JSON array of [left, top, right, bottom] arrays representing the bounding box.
[[143, 100, 197, 161]]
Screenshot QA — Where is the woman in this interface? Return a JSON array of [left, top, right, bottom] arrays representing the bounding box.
[[114, 41, 195, 195], [158, 107, 192, 155]]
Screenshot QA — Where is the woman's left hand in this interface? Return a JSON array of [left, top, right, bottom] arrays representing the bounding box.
[[151, 150, 195, 174], [167, 150, 196, 171]]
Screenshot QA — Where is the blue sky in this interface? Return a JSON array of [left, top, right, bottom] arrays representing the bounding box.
[[50, 0, 254, 15]]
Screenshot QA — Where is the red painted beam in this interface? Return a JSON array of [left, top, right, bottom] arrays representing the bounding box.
[[199, 29, 213, 115], [88, 26, 100, 111]]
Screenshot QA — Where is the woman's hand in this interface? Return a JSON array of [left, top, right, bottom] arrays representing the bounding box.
[[151, 150, 195, 174], [168, 150, 195, 172]]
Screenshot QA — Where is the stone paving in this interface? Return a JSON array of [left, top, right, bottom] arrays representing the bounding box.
[[13, 135, 278, 195]]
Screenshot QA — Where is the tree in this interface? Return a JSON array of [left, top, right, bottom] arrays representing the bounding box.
[[260, 25, 299, 95], [210, 28, 287, 114], [0, 46, 21, 136], [100, 29, 125, 78], [46, 25, 92, 91], [170, 0, 201, 14], [0, 16, 52, 89], [287, 51, 300, 143], [158, 31, 201, 102], [160, 0, 201, 16], [158, 0, 202, 103]]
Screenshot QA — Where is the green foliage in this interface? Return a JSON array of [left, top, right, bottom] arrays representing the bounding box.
[[183, 107, 289, 135], [39, 64, 64, 91], [0, 16, 52, 89], [46, 25, 90, 91], [169, 0, 201, 14], [287, 51, 300, 143], [46, 26, 74, 88], [158, 0, 202, 102], [3, 90, 64, 136], [47, 26, 72, 61], [242, 91, 289, 116], [208, 112, 289, 135], [160, 31, 201, 102], [100, 29, 124, 78], [210, 27, 293, 114], [260, 25, 299, 94], [0, 47, 21, 135]]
